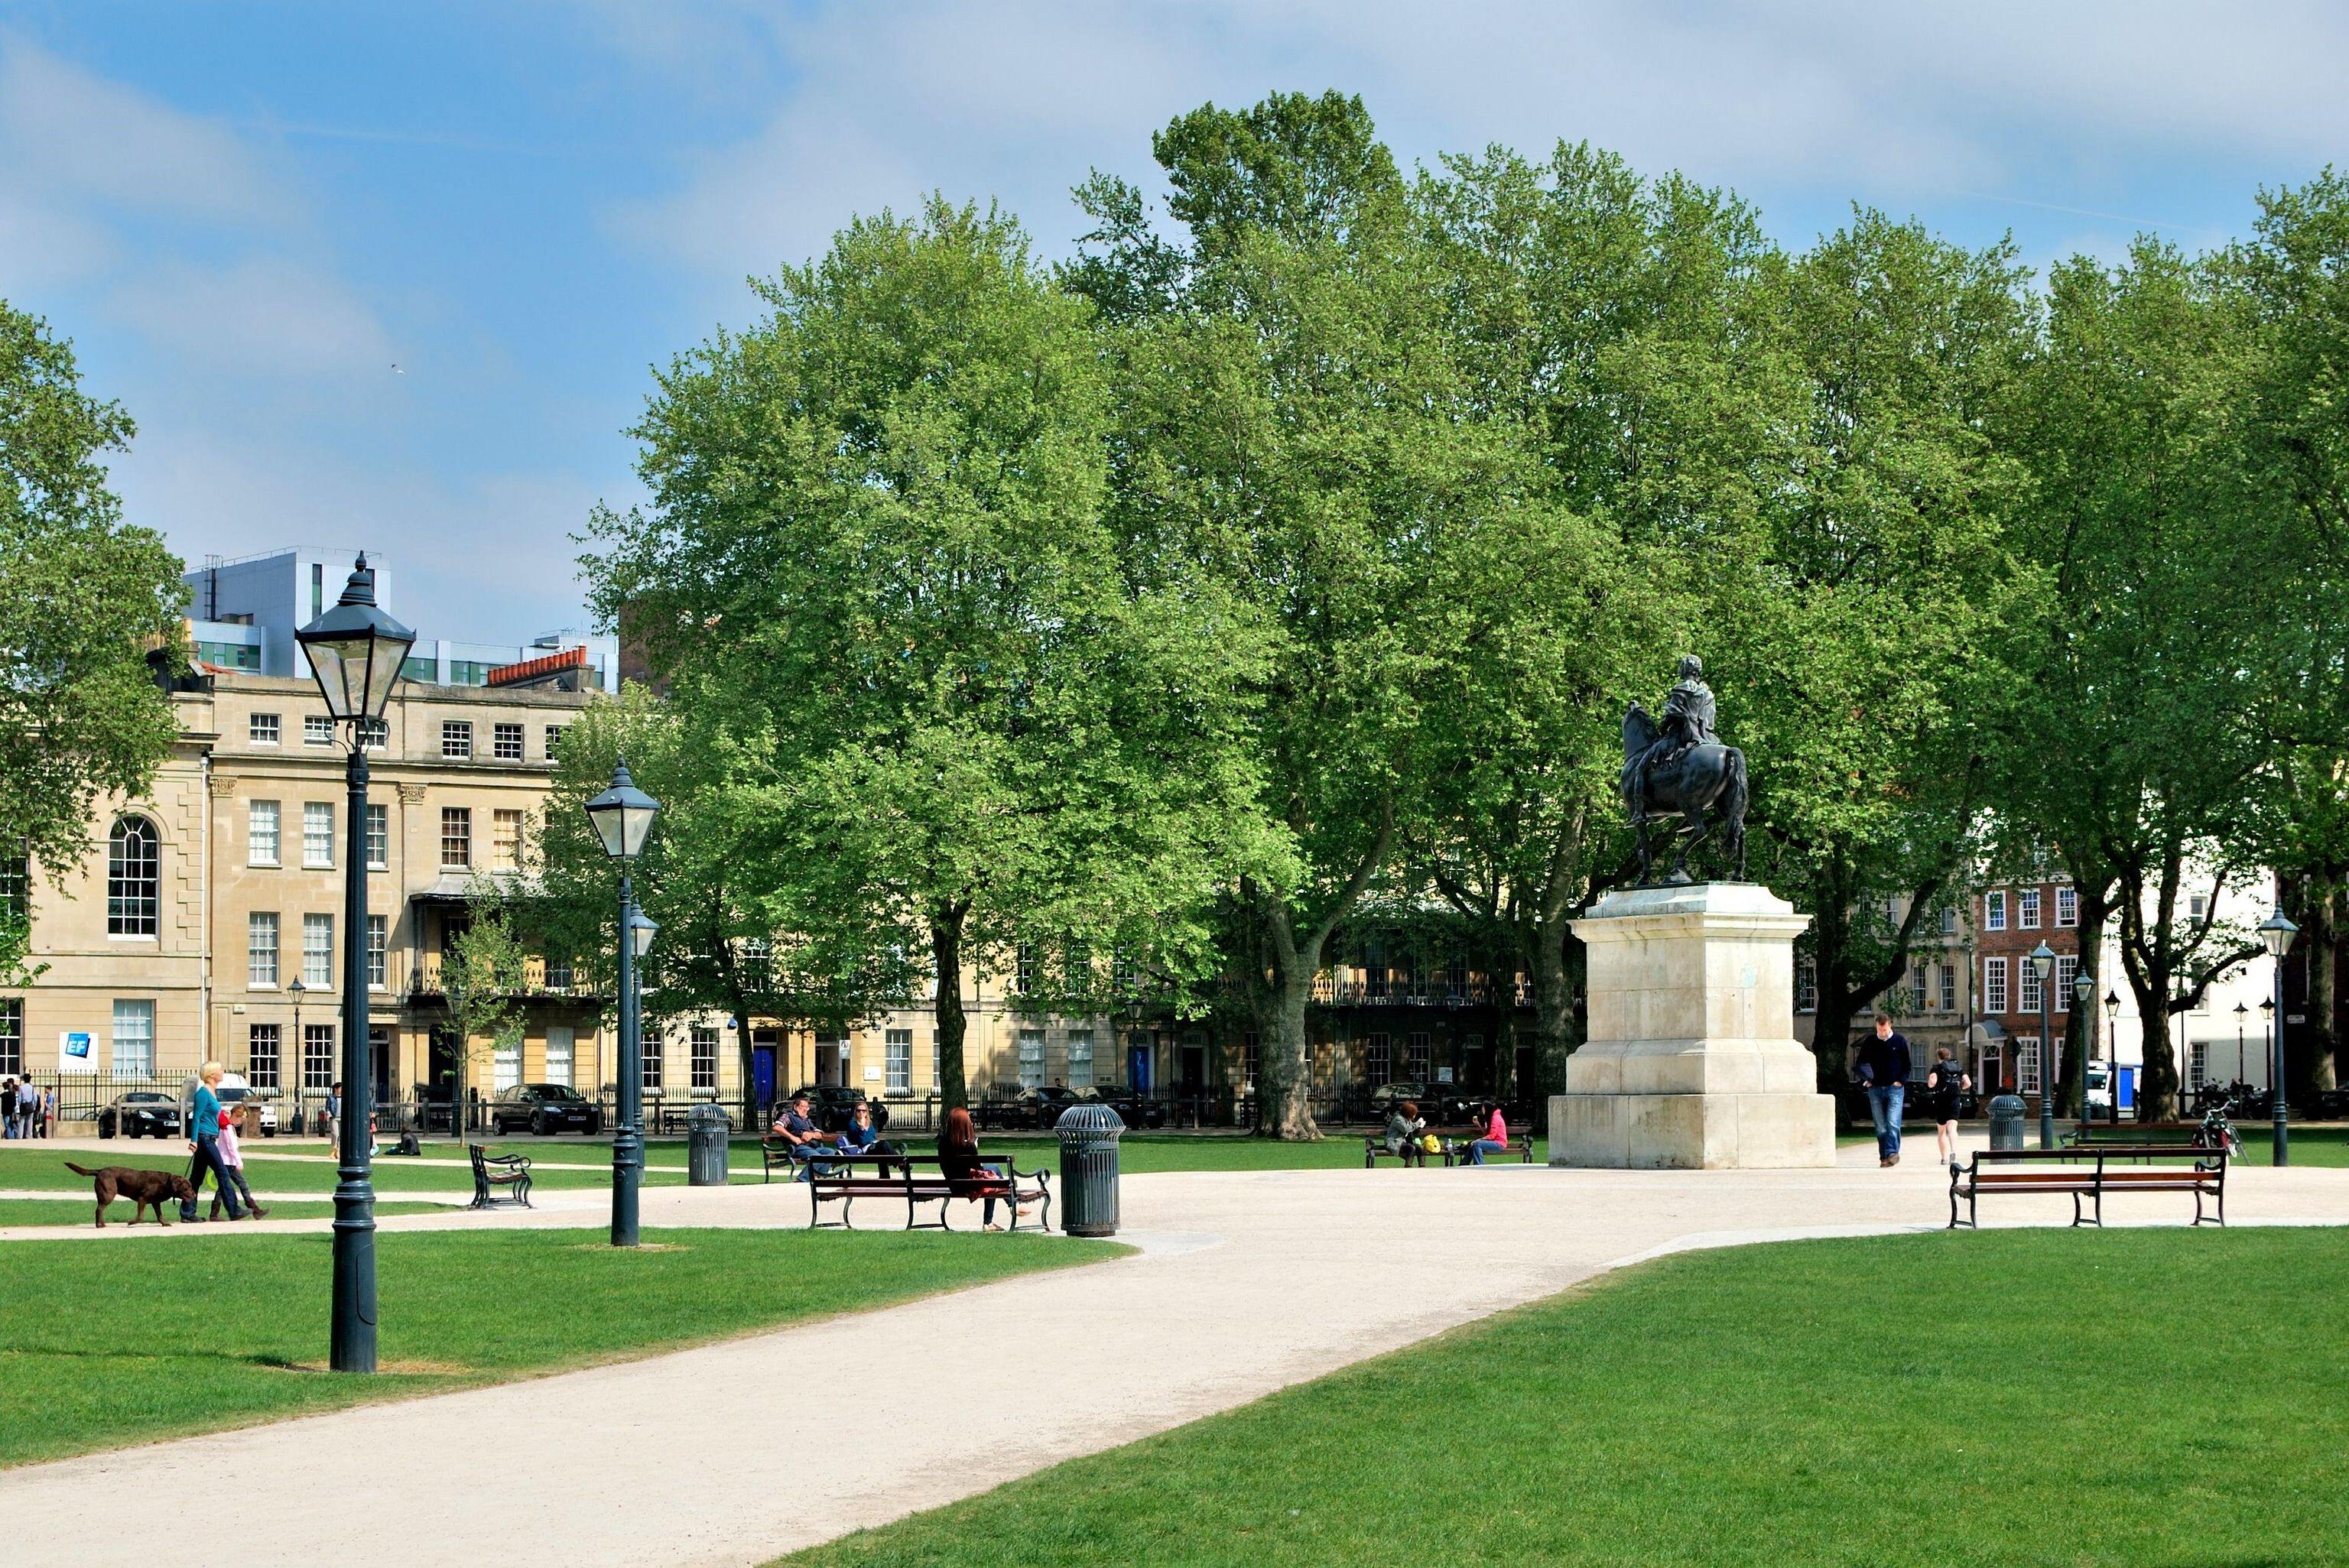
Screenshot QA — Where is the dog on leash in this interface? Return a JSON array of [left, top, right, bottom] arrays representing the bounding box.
[[64, 1163, 197, 1228]]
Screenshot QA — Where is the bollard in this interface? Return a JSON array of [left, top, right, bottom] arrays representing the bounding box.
[[1054, 1102, 1125, 1237]]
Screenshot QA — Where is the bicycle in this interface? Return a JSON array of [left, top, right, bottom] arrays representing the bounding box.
[[2192, 1097, 2244, 1159]]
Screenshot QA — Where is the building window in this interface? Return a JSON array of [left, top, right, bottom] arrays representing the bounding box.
[[1017, 1028, 1045, 1089], [492, 809, 525, 871], [1939, 964, 1958, 1012], [1908, 966, 1928, 1014], [112, 999, 154, 1076], [2188, 894, 2208, 924], [2019, 889, 2042, 930], [249, 712, 280, 745], [1940, 906, 1958, 936], [248, 800, 281, 867], [304, 802, 335, 868], [304, 714, 336, 745], [1796, 956, 1818, 1014], [2190, 1040, 2210, 1089], [494, 1034, 522, 1092], [2056, 887, 2078, 928], [931, 1032, 940, 1087], [691, 1026, 720, 1092], [545, 953, 573, 991], [197, 639, 261, 670], [401, 654, 438, 684], [107, 816, 161, 935], [545, 725, 564, 756], [303, 913, 335, 988], [1014, 944, 1038, 996], [641, 1034, 664, 1092], [359, 716, 388, 751], [366, 804, 388, 869], [544, 1025, 573, 1088], [449, 660, 492, 687], [246, 1024, 281, 1090], [2055, 955, 2078, 1013], [1984, 891, 2007, 931], [440, 808, 471, 868], [1407, 1032, 1431, 1081], [303, 1023, 335, 1089], [2019, 958, 2045, 1016], [2017, 1038, 2042, 1096], [0, 998, 22, 1076], [1983, 957, 2009, 1015], [493, 722, 525, 761], [1064, 1029, 1093, 1090], [885, 1028, 912, 1093], [442, 720, 473, 760], [366, 915, 387, 989], [1366, 1032, 1391, 1083], [0, 852, 24, 933], [249, 911, 279, 987]]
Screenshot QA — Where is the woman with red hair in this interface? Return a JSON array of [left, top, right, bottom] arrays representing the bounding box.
[[937, 1105, 1030, 1231]]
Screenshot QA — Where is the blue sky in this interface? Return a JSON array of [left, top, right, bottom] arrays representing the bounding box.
[[3, 2, 2343, 640]]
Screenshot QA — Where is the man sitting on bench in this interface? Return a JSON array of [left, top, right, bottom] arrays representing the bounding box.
[[770, 1092, 832, 1180]]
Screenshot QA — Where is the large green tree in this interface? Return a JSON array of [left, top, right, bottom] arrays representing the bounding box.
[[0, 302, 187, 982], [586, 200, 1264, 1111]]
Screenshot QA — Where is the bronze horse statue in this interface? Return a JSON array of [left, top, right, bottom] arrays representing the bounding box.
[[1620, 702, 1749, 885]]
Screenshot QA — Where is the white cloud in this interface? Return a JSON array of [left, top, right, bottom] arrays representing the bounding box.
[[609, 0, 2349, 284], [109, 256, 398, 379]]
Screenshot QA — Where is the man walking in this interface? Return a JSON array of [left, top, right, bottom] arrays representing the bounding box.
[[1856, 1014, 1913, 1167]]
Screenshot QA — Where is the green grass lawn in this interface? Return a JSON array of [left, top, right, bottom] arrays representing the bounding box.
[[0, 1148, 682, 1192], [782, 1227, 2349, 1568], [0, 1226, 1119, 1468], [0, 1199, 451, 1227]]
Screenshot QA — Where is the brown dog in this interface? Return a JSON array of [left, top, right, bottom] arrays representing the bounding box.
[[64, 1162, 196, 1228]]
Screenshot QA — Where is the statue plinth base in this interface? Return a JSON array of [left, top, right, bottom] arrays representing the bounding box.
[[1549, 882, 1836, 1170]]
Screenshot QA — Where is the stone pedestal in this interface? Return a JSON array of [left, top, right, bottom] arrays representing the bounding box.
[[1549, 882, 1835, 1170]]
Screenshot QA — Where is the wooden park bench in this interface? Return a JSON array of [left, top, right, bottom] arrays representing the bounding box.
[[806, 1151, 1051, 1232], [1442, 1138, 1535, 1167], [1363, 1135, 1431, 1168], [1949, 1146, 2225, 1230], [467, 1144, 533, 1210]]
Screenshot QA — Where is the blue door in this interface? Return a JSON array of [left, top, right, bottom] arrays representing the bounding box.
[[1127, 1045, 1152, 1093], [752, 1046, 776, 1109]]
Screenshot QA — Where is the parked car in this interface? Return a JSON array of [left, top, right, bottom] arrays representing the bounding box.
[[786, 1084, 892, 1135], [1366, 1081, 1475, 1127], [489, 1083, 603, 1136], [1084, 1084, 1165, 1129], [218, 1081, 279, 1136], [97, 1091, 181, 1139], [973, 1086, 1075, 1131]]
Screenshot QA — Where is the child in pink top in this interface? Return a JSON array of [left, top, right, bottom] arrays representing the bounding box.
[[210, 1103, 268, 1219]]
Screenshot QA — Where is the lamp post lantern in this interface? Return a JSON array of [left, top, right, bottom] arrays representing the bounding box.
[[2258, 911, 2299, 1167], [584, 760, 660, 1247], [294, 554, 414, 1375], [2028, 942, 2057, 1149], [2234, 1002, 2249, 1088], [2103, 990, 2122, 1124]]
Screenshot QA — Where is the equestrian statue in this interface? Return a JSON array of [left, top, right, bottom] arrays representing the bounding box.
[[1620, 654, 1748, 885]]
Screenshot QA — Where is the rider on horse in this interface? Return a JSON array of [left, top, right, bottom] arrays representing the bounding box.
[[1639, 655, 1716, 797]]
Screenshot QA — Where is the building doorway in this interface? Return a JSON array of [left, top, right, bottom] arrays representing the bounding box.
[[1126, 1043, 1152, 1093]]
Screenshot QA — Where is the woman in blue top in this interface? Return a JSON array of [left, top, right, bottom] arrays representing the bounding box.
[[180, 1062, 247, 1222]]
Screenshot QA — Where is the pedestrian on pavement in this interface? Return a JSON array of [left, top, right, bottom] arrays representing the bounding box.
[[39, 1083, 56, 1138], [2, 1077, 18, 1138], [1460, 1102, 1511, 1166], [210, 1101, 269, 1220], [1926, 1047, 1972, 1170], [325, 1082, 342, 1152], [19, 1075, 38, 1138], [177, 1062, 247, 1222], [1856, 1016, 1913, 1168]]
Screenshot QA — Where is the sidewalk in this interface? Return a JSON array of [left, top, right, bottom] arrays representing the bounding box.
[[7, 1158, 2347, 1568]]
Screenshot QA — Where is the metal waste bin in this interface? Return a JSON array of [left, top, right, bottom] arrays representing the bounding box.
[[1054, 1102, 1125, 1237], [687, 1103, 733, 1186], [1987, 1094, 2026, 1151]]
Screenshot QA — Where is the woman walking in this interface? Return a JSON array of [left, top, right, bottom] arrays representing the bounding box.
[[1927, 1047, 1972, 1170], [178, 1062, 246, 1222]]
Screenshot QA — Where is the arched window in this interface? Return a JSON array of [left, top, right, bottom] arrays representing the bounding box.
[[107, 816, 160, 937]]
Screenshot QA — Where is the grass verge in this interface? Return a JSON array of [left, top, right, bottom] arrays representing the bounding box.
[[0, 1226, 1119, 1468], [781, 1227, 2349, 1567], [0, 1200, 449, 1228], [0, 1148, 681, 1192]]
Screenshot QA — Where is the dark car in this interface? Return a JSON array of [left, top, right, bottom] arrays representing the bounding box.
[[785, 1084, 892, 1135], [489, 1083, 602, 1136], [1366, 1081, 1475, 1128], [1085, 1084, 1165, 1130], [97, 1091, 180, 1139], [973, 1086, 1073, 1131]]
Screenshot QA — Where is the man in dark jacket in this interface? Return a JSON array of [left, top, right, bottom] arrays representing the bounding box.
[[1855, 1016, 1913, 1167]]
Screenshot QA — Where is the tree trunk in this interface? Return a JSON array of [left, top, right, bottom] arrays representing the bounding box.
[[1265, 958, 1318, 1139], [2061, 881, 2110, 1120], [2124, 956, 2180, 1123], [1525, 921, 1579, 1098], [2295, 876, 2340, 1094], [931, 901, 970, 1112]]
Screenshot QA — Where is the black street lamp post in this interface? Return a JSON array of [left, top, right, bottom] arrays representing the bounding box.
[[2072, 970, 2094, 1127], [2234, 1002, 2249, 1087], [2259, 911, 2299, 1167], [294, 555, 414, 1375], [2029, 942, 2057, 1149], [287, 977, 307, 1128], [2103, 990, 2122, 1124], [584, 761, 660, 1247]]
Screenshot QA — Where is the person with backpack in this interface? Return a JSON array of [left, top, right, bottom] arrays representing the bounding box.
[[1926, 1047, 1973, 1170]]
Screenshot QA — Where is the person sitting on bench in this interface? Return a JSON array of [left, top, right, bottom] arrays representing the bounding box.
[[1383, 1100, 1425, 1158], [834, 1099, 904, 1175], [938, 1106, 1029, 1232], [1460, 1102, 1510, 1165], [770, 1092, 832, 1180]]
